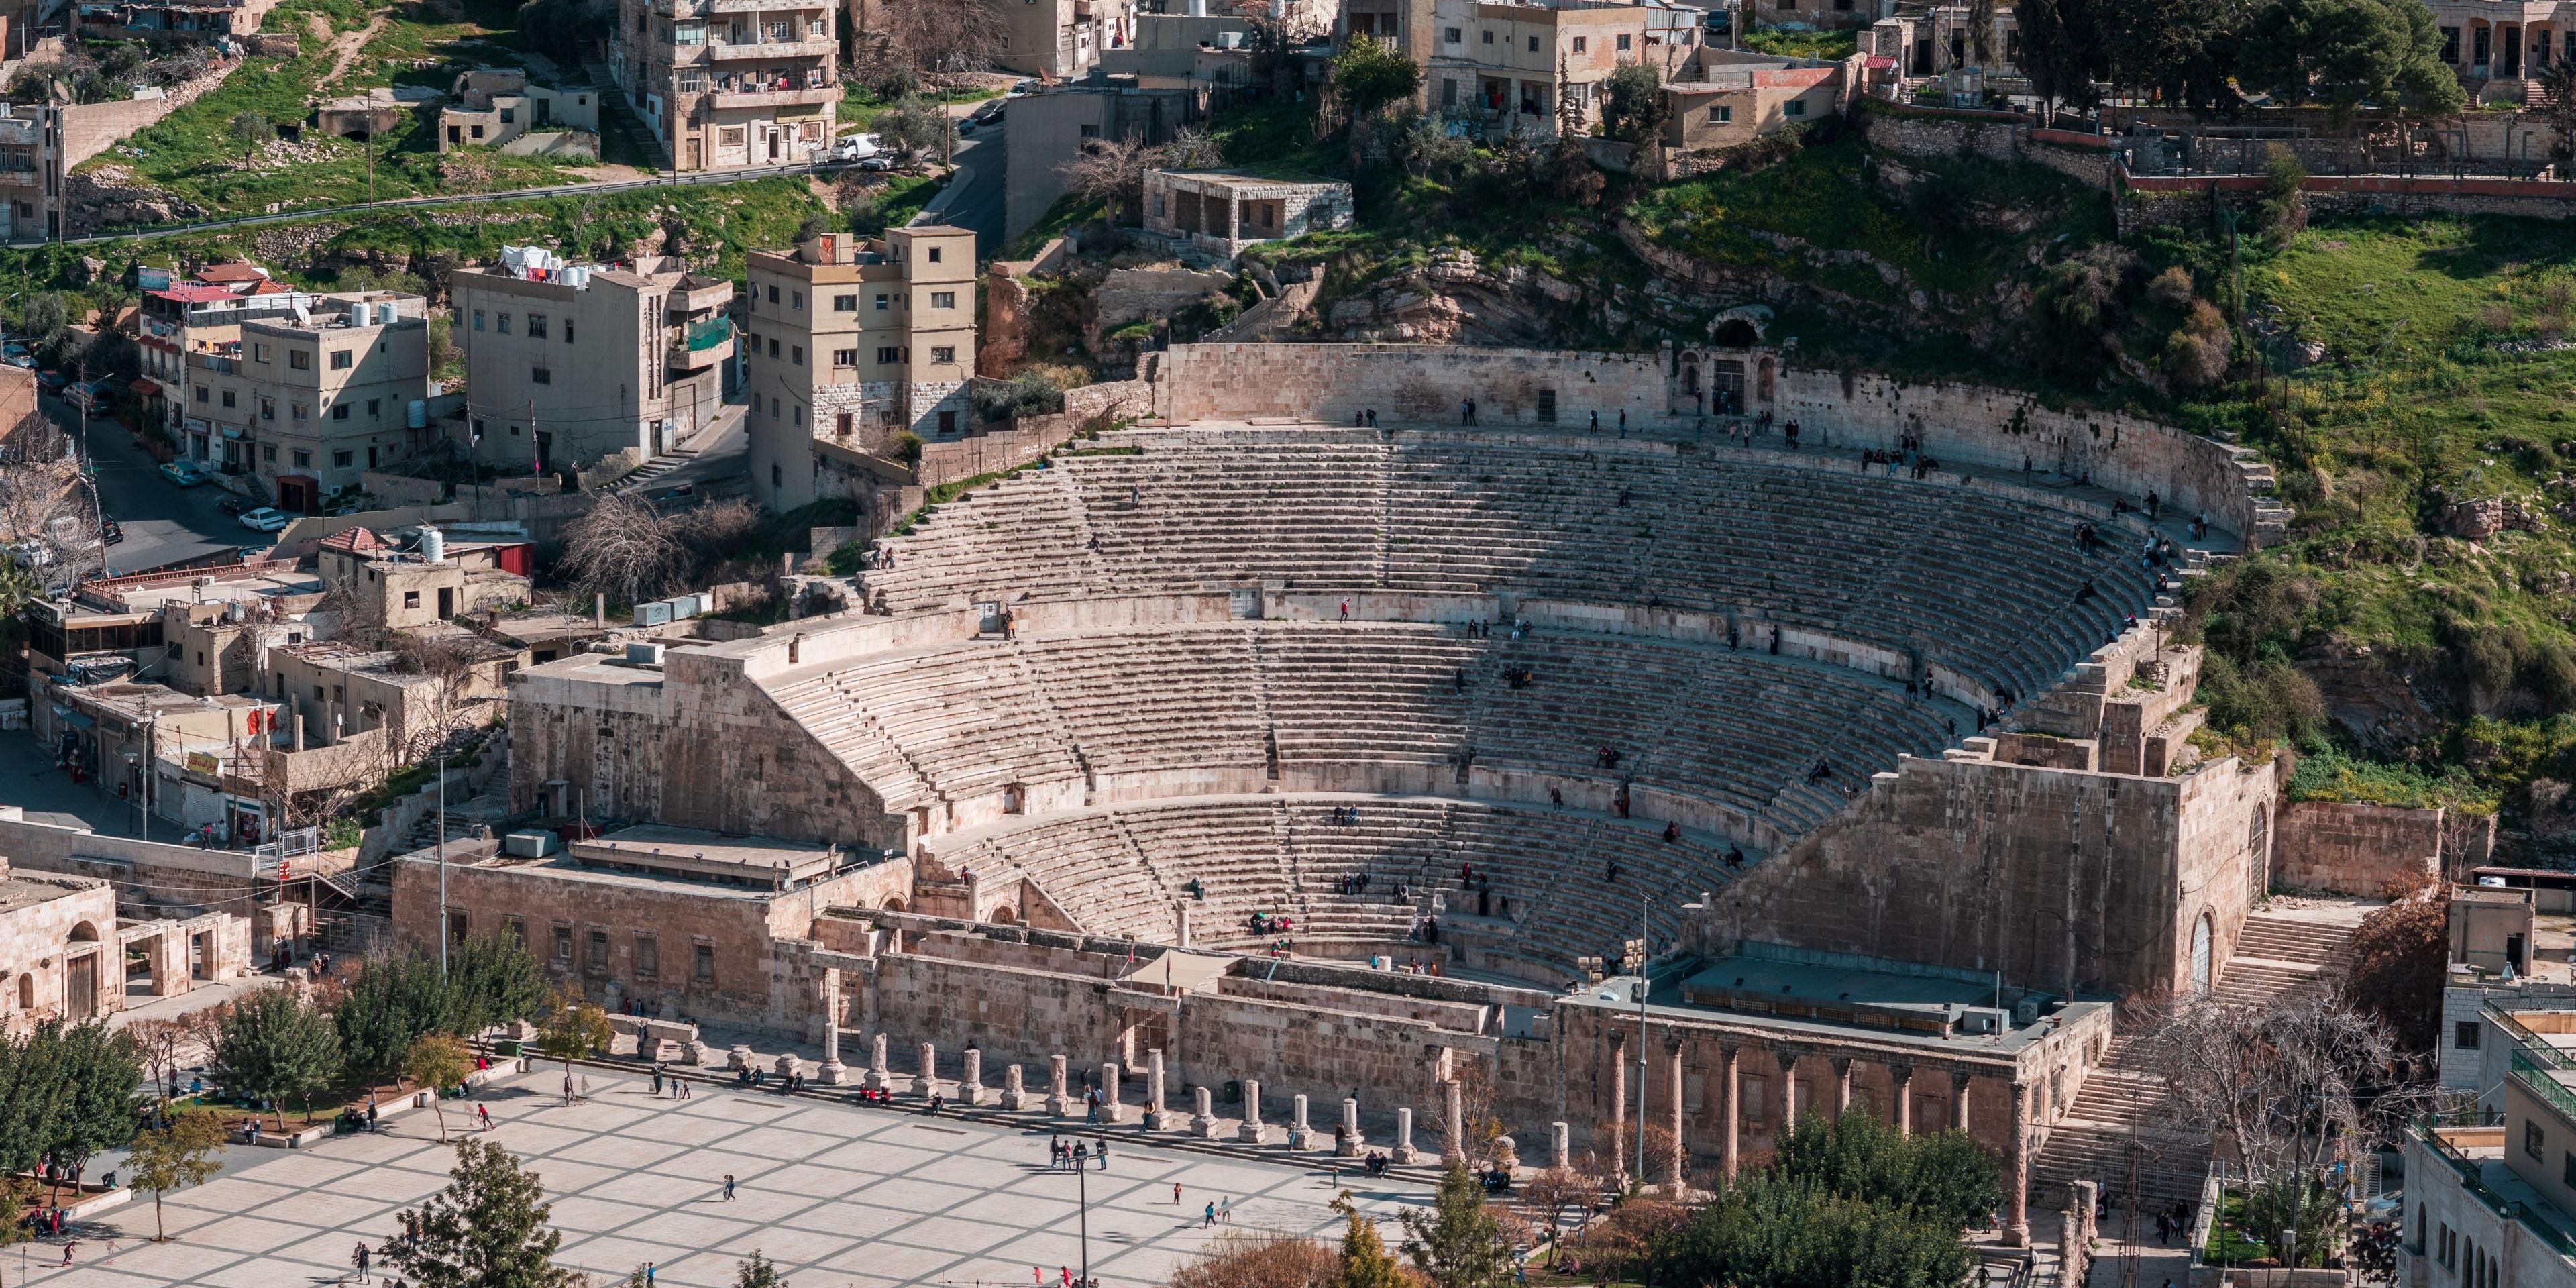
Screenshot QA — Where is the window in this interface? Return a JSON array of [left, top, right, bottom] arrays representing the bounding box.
[[223, 390, 235, 407], [252, 343, 271, 364], [527, 313, 548, 339], [1444, 25, 1460, 41], [292, 449, 312, 467], [791, 345, 804, 366], [496, 313, 511, 335], [694, 943, 714, 983], [2441, 26, 2460, 62], [767, 338, 780, 358], [291, 402, 309, 422], [837, 412, 853, 435], [930, 345, 956, 364], [1080, 123, 1099, 138], [833, 294, 857, 311], [2530, 1119, 2547, 1159], [877, 345, 900, 364], [470, 125, 486, 140], [833, 348, 856, 366], [637, 937, 658, 978], [1709, 105, 1731, 123], [1571, 35, 1585, 52], [262, 444, 276, 462], [875, 293, 890, 311], [930, 291, 956, 309], [771, 463, 782, 488], [531, 366, 551, 384], [1616, 32, 1631, 49], [1442, 78, 1459, 106], [794, 406, 804, 426], [2457, 1021, 2481, 1049], [588, 930, 608, 973], [402, 590, 420, 609], [1784, 99, 1807, 117], [506, 916, 527, 948], [1481, 28, 1493, 42], [1527, 34, 1538, 50], [331, 405, 350, 421], [767, 284, 780, 304], [368, 399, 380, 417], [260, 396, 276, 421], [679, 68, 706, 91], [791, 290, 803, 310], [472, 309, 485, 331], [564, 321, 574, 343], [194, 385, 207, 402], [928, 247, 942, 263], [334, 449, 353, 467]]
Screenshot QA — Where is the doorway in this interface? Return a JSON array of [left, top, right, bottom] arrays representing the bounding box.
[[437, 586, 455, 618], [65, 952, 96, 1019]]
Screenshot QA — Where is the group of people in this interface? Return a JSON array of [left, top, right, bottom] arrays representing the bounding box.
[[735, 1064, 807, 1094], [1247, 911, 1295, 936], [1856, 445, 1943, 480], [646, 1063, 696, 1099]]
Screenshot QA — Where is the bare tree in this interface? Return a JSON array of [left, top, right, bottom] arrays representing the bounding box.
[[559, 492, 685, 610], [1159, 127, 1226, 171], [864, 0, 1008, 74], [388, 632, 490, 763], [1056, 134, 1154, 227]]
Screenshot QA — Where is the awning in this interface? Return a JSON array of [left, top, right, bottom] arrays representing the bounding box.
[[1865, 56, 1896, 69], [129, 378, 160, 395], [50, 706, 93, 730]]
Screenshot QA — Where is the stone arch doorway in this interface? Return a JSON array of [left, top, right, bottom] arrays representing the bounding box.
[[1713, 318, 1761, 347], [881, 897, 907, 914], [2190, 910, 2214, 993], [2247, 802, 2271, 900]]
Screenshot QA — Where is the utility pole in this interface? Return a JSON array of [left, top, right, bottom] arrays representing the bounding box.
[[437, 763, 448, 977], [1634, 894, 1648, 1187]]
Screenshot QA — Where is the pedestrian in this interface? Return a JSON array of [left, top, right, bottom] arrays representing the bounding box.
[[1617, 409, 1626, 437], [652, 1065, 664, 1096], [1589, 410, 1599, 433], [1220, 1197, 1232, 1223], [355, 1242, 373, 1283], [1339, 597, 1350, 621], [722, 1174, 737, 1201], [1094, 1140, 1108, 1170], [1063, 1268, 1073, 1288], [1461, 398, 1472, 425], [1204, 1201, 1216, 1227], [60, 1242, 73, 1267], [645, 1263, 655, 1285], [1174, 1182, 1183, 1205], [477, 1103, 492, 1131]]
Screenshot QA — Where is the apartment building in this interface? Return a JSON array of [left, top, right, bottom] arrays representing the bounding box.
[[2400, 1004, 2576, 1288], [1341, 0, 1703, 132], [611, 0, 839, 170], [0, 104, 61, 244], [449, 248, 735, 477], [992, 0, 1134, 80], [741, 226, 978, 511], [1660, 48, 1852, 149], [1002, 79, 1193, 240], [176, 294, 430, 511]]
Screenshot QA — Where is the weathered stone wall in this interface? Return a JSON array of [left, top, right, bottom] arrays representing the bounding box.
[[2273, 800, 2443, 896], [1697, 746, 2275, 997], [0, 814, 264, 919], [2121, 174, 2576, 232], [1155, 343, 1670, 427]]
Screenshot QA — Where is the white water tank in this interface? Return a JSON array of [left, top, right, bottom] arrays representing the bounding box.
[[419, 527, 445, 562], [376, 301, 397, 325], [345, 303, 366, 327]]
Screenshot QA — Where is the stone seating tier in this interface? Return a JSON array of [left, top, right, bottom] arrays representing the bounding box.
[[861, 429, 2163, 702]]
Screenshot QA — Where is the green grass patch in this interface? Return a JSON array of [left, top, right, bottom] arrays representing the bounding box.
[[1736, 26, 1861, 60], [2286, 743, 2497, 812], [1060, 445, 1142, 457], [1006, 191, 1103, 260]]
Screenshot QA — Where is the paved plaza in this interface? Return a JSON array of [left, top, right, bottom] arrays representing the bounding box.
[[37, 1065, 1435, 1288]]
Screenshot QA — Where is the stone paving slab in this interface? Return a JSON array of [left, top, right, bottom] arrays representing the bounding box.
[[28, 1064, 1432, 1287]]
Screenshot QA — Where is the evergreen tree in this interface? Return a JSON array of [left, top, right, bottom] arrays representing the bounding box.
[[43, 1022, 142, 1191], [1399, 1165, 1511, 1288], [534, 987, 612, 1104], [402, 1034, 474, 1143], [1331, 1193, 1404, 1288], [126, 1114, 226, 1241], [215, 987, 344, 1128], [337, 953, 452, 1079], [381, 1139, 576, 1288], [448, 935, 547, 1038], [736, 1250, 788, 1288]]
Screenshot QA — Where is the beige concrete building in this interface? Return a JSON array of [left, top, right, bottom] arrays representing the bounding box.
[[2402, 1006, 2576, 1288], [178, 294, 431, 511], [1138, 169, 1352, 264], [990, 0, 1132, 79], [742, 227, 978, 511], [450, 250, 735, 477], [316, 526, 535, 631], [612, 0, 839, 170], [1660, 51, 1850, 150], [1340, 0, 1703, 131], [263, 633, 523, 763], [439, 70, 602, 154], [1002, 80, 1192, 241], [0, 104, 61, 244]]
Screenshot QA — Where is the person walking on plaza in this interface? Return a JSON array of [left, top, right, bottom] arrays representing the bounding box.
[[1204, 1201, 1216, 1228], [354, 1241, 372, 1282], [721, 1174, 737, 1201], [477, 1104, 493, 1132], [1173, 1182, 1183, 1205]]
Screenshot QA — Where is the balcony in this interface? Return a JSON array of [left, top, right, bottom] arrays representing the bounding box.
[[669, 317, 733, 370], [709, 83, 837, 109], [704, 36, 835, 60]]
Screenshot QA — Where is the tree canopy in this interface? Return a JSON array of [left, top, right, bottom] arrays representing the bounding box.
[[215, 987, 345, 1127], [382, 1138, 577, 1288]]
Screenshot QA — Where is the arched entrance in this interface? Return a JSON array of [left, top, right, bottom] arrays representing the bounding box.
[[66, 921, 100, 1020], [2189, 911, 2213, 993]]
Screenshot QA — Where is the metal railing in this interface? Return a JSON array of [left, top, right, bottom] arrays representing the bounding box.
[[2418, 1122, 2576, 1259]]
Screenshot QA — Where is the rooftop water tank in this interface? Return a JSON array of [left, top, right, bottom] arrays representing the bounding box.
[[624, 641, 666, 666], [345, 303, 366, 327], [376, 301, 397, 325], [419, 527, 444, 563]]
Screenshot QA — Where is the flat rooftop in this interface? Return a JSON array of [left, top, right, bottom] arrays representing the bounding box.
[[1559, 942, 2085, 1055], [0, 872, 99, 916], [570, 824, 847, 885]]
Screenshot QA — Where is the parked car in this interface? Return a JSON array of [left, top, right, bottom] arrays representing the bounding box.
[[1007, 79, 1037, 97], [217, 494, 249, 515], [830, 132, 881, 162], [99, 517, 123, 545], [34, 368, 66, 393], [237, 506, 290, 533], [66, 382, 113, 413], [237, 543, 271, 561], [971, 99, 1006, 123], [5, 539, 49, 568], [1, 343, 32, 368], [856, 155, 895, 172], [158, 459, 209, 486]]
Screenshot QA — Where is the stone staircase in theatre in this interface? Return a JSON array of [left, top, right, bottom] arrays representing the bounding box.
[[2029, 908, 2369, 1212]]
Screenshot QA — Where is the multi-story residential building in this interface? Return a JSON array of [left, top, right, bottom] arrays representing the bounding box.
[[1003, 79, 1193, 240], [741, 226, 977, 511], [991, 0, 1131, 80], [2400, 1004, 2576, 1288], [186, 296, 431, 512], [1339, 0, 1704, 133], [1659, 48, 1853, 150], [449, 248, 735, 477], [0, 104, 62, 244], [611, 0, 839, 170]]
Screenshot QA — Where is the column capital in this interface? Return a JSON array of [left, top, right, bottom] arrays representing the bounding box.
[[1952, 1068, 1974, 1092], [1829, 1055, 1851, 1075], [1888, 1063, 1914, 1083]]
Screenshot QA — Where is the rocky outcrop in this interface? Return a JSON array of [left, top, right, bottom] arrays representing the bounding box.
[[63, 165, 208, 233], [2440, 494, 2548, 539], [2303, 641, 2447, 753], [1316, 249, 1569, 345]]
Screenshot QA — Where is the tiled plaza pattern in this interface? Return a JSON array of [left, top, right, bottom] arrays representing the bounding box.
[[42, 1067, 1432, 1288]]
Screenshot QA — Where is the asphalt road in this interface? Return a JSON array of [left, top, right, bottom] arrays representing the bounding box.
[[58, 394, 250, 576], [947, 120, 1006, 260]]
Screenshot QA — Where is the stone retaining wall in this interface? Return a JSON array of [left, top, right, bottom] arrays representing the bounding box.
[[2273, 799, 2443, 896]]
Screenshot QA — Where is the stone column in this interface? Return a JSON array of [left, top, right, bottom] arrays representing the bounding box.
[[1719, 1046, 1741, 1183], [1609, 1036, 1629, 1181], [1046, 1054, 1069, 1116], [961, 1049, 986, 1106], [915, 1042, 938, 1098], [1952, 1071, 1971, 1134], [1667, 1042, 1686, 1185], [1002, 1063, 1026, 1111], [1240, 1079, 1270, 1144], [817, 969, 847, 1085], [1550, 1121, 1570, 1170], [1443, 1079, 1465, 1167], [865, 1033, 890, 1091], [1289, 1093, 1313, 1150], [1336, 1097, 1364, 1157], [1393, 1108, 1417, 1163], [773, 1051, 802, 1081], [1832, 1057, 1853, 1117], [1891, 1064, 1913, 1137], [1191, 1085, 1218, 1138], [2006, 1079, 2031, 1246], [727, 1043, 753, 1071], [1777, 1051, 1801, 1124], [1099, 1063, 1124, 1124], [1144, 1049, 1175, 1131]]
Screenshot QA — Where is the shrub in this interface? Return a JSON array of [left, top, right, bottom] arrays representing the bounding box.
[[971, 371, 1065, 423]]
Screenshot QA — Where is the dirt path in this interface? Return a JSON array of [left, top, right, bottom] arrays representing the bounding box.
[[318, 13, 390, 91]]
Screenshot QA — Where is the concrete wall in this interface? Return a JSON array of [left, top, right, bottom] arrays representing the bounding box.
[[0, 814, 263, 919], [2274, 799, 2443, 896]]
